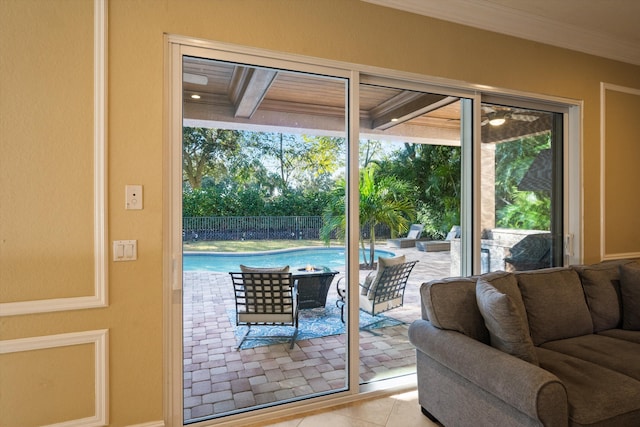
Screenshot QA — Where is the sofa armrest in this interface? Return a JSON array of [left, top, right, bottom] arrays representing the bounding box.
[[409, 319, 568, 425]]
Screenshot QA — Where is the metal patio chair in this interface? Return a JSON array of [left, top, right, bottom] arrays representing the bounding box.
[[336, 260, 418, 332], [229, 271, 299, 349]]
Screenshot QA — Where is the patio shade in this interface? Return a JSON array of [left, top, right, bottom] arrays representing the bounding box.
[[518, 149, 552, 192]]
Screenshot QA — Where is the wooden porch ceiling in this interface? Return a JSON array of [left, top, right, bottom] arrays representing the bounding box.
[[182, 57, 550, 145]]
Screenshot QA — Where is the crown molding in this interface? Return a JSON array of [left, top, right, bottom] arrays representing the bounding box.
[[363, 0, 640, 66]]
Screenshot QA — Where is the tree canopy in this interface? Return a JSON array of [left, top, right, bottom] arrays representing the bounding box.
[[182, 127, 241, 189], [182, 126, 552, 241], [320, 164, 415, 266]]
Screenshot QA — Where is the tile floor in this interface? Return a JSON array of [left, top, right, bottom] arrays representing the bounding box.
[[183, 247, 451, 422], [251, 389, 441, 427]]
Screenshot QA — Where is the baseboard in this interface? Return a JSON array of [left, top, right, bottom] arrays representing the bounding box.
[[127, 421, 164, 427]]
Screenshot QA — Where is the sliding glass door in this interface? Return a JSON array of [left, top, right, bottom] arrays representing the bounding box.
[[479, 100, 564, 274], [167, 40, 574, 426], [354, 80, 469, 384], [181, 56, 350, 423]]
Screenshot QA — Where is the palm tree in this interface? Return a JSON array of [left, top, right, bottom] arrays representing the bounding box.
[[320, 164, 416, 268]]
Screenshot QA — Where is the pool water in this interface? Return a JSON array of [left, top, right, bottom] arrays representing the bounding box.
[[182, 247, 396, 272]]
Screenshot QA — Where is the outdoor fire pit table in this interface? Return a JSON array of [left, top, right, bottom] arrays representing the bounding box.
[[293, 267, 339, 309]]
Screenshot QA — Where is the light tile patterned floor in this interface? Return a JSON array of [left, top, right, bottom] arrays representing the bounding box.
[[183, 248, 451, 422], [251, 390, 442, 427]]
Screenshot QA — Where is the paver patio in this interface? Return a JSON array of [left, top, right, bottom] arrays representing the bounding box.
[[183, 246, 451, 422]]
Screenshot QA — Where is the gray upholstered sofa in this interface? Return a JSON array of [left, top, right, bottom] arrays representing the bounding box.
[[408, 259, 640, 427]]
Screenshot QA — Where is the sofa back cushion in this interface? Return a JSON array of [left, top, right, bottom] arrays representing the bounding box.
[[571, 259, 634, 332], [421, 277, 490, 344], [476, 278, 539, 365], [620, 262, 640, 330], [516, 268, 593, 346]]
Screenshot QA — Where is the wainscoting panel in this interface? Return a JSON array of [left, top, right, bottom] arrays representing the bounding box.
[[600, 83, 640, 260], [0, 330, 108, 427], [0, 0, 107, 316]]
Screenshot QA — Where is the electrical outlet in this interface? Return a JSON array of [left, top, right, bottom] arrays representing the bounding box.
[[125, 185, 143, 210]]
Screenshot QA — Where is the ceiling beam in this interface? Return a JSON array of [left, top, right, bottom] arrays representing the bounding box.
[[229, 66, 278, 119], [183, 100, 461, 144], [371, 91, 459, 130]]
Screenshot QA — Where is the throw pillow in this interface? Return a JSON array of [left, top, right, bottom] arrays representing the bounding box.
[[367, 255, 406, 300], [578, 268, 622, 332], [476, 279, 539, 365], [620, 263, 640, 330], [239, 264, 289, 273], [479, 271, 530, 336]]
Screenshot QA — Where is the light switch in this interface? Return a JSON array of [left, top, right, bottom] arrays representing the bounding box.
[[113, 240, 137, 261], [125, 185, 143, 210]]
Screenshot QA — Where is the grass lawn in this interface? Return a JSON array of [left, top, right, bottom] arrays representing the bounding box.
[[182, 239, 343, 252]]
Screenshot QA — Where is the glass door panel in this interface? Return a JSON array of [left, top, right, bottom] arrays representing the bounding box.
[[356, 82, 465, 385], [479, 102, 563, 273], [181, 57, 348, 422]]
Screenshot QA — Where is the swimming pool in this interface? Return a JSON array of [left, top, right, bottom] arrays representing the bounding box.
[[182, 247, 396, 272]]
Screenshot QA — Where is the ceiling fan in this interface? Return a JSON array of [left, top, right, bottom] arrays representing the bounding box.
[[481, 106, 541, 126]]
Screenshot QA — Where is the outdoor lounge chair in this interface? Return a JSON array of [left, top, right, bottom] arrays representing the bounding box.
[[416, 225, 460, 252], [335, 257, 418, 331], [229, 271, 299, 349], [387, 224, 424, 248]]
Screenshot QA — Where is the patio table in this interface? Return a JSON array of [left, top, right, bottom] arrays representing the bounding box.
[[292, 268, 339, 309]]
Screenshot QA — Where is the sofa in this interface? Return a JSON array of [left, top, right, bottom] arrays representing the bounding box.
[[408, 259, 640, 427]]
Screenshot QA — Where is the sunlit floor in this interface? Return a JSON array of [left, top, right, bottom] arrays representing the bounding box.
[[252, 389, 441, 427]]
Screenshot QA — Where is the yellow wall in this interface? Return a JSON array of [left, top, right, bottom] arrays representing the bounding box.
[[1, 0, 639, 425]]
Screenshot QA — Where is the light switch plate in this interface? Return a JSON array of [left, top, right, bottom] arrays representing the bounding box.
[[113, 240, 137, 261], [125, 185, 143, 210]]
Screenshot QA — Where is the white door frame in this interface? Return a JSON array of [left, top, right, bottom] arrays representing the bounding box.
[[163, 35, 583, 425]]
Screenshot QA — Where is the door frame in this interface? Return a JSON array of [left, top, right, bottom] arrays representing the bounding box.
[[163, 35, 583, 425]]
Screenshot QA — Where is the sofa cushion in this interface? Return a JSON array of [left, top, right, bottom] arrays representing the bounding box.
[[598, 328, 640, 344], [476, 279, 539, 365], [421, 277, 490, 343], [536, 347, 640, 427], [540, 334, 640, 381], [620, 263, 640, 330], [516, 268, 593, 346], [571, 260, 635, 332]]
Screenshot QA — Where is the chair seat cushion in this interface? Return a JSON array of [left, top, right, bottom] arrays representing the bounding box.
[[238, 312, 294, 324], [359, 293, 402, 316]]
